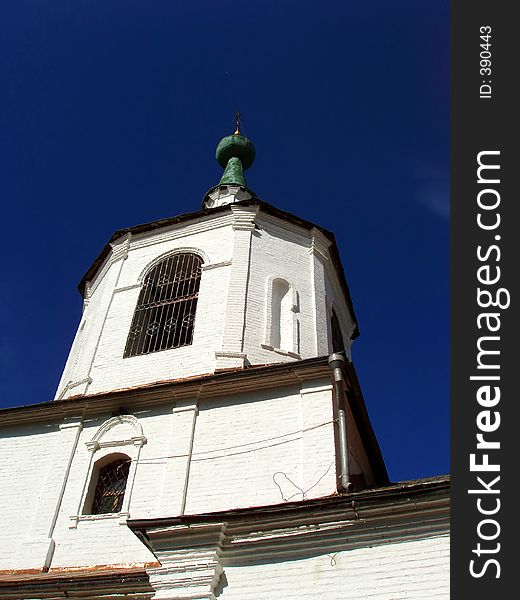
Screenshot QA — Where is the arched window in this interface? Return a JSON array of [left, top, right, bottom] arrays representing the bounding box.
[[124, 253, 203, 357], [271, 278, 293, 351], [91, 457, 130, 514]]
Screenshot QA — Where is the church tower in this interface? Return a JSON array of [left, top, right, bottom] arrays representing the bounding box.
[[55, 123, 360, 401], [3, 121, 452, 600]]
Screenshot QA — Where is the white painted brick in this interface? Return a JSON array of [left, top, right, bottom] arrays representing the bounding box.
[[222, 536, 450, 599], [0, 203, 447, 596], [0, 375, 375, 573], [54, 207, 356, 400]]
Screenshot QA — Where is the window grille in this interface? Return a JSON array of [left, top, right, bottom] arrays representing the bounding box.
[[124, 253, 203, 357], [91, 458, 130, 514]]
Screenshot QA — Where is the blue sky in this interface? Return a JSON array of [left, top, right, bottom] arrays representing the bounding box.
[[0, 0, 449, 482]]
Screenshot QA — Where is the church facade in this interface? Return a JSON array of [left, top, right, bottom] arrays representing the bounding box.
[[0, 127, 449, 599]]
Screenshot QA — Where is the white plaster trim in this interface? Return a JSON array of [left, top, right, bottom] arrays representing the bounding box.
[[114, 282, 142, 293], [138, 247, 209, 283], [204, 185, 253, 209], [84, 281, 93, 300], [255, 212, 313, 245], [128, 214, 234, 252], [88, 233, 131, 297], [214, 351, 247, 360], [69, 512, 131, 529], [309, 228, 332, 258], [57, 320, 88, 394], [56, 377, 92, 401], [71, 511, 129, 527], [299, 384, 334, 395], [69, 415, 146, 528], [202, 260, 232, 271], [82, 248, 130, 396], [91, 414, 145, 443], [260, 344, 301, 359], [86, 436, 147, 451], [172, 403, 199, 415], [232, 222, 256, 231], [180, 404, 198, 516], [146, 522, 227, 600], [59, 417, 84, 430], [230, 204, 259, 231]]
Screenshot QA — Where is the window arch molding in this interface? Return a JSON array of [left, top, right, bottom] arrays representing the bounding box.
[[69, 415, 147, 528], [89, 414, 146, 448], [137, 247, 208, 283], [263, 275, 300, 356]]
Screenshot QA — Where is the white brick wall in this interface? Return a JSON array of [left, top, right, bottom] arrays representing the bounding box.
[[222, 535, 450, 600], [0, 423, 62, 570], [144, 485, 449, 600], [184, 382, 337, 515], [0, 204, 448, 596], [1, 374, 375, 573], [55, 206, 357, 400]]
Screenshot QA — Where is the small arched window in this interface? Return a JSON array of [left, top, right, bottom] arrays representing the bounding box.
[[91, 457, 130, 515], [124, 253, 203, 357]]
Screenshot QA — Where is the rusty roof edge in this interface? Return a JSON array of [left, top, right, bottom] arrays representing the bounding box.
[[0, 567, 155, 593], [0, 356, 331, 423], [0, 356, 389, 490]]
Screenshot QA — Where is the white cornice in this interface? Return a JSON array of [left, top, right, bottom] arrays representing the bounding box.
[[309, 228, 332, 258], [87, 234, 131, 297], [146, 522, 227, 600], [85, 215, 234, 295], [130, 214, 234, 250], [140, 489, 449, 566], [230, 204, 259, 231], [256, 212, 313, 245]]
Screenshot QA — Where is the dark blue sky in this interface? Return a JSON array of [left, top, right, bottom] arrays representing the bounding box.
[[0, 1, 449, 482]]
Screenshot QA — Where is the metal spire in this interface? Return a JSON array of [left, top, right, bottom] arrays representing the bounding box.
[[234, 109, 241, 135]]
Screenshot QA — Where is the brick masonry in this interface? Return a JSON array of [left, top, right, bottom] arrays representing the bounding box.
[[0, 202, 449, 598], [55, 206, 356, 400]]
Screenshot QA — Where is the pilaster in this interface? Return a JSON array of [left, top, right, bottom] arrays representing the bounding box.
[[147, 523, 226, 600], [299, 378, 336, 499], [158, 400, 199, 516], [309, 229, 332, 356], [216, 205, 258, 370], [14, 415, 84, 571]]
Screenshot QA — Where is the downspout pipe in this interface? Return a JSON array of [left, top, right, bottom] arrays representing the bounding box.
[[328, 352, 354, 492]]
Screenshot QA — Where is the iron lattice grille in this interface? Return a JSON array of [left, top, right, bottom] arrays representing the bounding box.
[[91, 458, 130, 514], [124, 253, 203, 357]]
